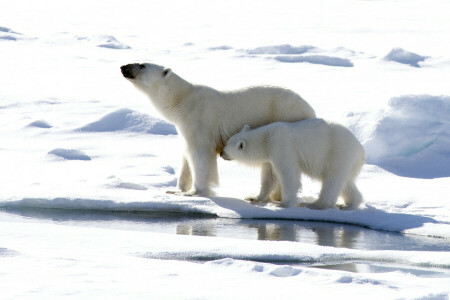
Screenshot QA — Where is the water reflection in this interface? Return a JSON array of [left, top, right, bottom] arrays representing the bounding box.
[[1, 207, 449, 252]]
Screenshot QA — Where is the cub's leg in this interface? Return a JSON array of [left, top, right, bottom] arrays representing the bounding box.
[[272, 159, 300, 207], [308, 175, 347, 210]]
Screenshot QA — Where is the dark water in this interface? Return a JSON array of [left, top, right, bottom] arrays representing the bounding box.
[[1, 207, 449, 276]]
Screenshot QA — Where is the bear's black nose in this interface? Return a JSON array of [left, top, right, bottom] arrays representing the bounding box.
[[121, 64, 136, 79], [220, 151, 231, 161]]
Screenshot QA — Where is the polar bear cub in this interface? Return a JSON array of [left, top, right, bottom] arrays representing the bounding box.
[[221, 119, 365, 209]]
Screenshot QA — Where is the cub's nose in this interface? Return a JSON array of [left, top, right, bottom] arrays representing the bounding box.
[[220, 151, 231, 161], [121, 64, 137, 79]]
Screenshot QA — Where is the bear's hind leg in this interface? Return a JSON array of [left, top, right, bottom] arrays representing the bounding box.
[[269, 183, 282, 202], [308, 176, 347, 210], [177, 155, 193, 192]]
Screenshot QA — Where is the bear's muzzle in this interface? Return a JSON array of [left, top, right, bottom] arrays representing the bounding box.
[[121, 64, 137, 79], [220, 150, 232, 161]]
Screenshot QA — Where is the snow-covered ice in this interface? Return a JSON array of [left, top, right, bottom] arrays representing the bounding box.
[[1, 0, 450, 298], [384, 48, 428, 68]]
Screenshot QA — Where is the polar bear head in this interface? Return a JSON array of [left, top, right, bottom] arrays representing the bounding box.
[[121, 63, 191, 119], [121, 63, 172, 97], [221, 125, 269, 164]]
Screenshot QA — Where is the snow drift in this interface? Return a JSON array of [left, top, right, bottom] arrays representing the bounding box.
[[275, 55, 353, 67], [0, 26, 22, 41], [384, 48, 428, 67], [48, 149, 92, 161], [77, 108, 177, 135], [349, 95, 450, 178]]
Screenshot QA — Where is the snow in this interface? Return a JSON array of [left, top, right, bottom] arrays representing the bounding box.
[[1, 0, 450, 298], [77, 108, 177, 135], [349, 95, 450, 178], [274, 55, 354, 67], [27, 120, 52, 128], [384, 48, 428, 68], [48, 148, 92, 161], [246, 44, 316, 55]]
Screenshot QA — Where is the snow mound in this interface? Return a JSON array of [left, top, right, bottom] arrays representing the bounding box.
[[0, 247, 19, 257], [27, 120, 52, 129], [209, 45, 233, 51], [384, 48, 428, 68], [349, 95, 450, 178], [96, 35, 130, 49], [246, 44, 315, 55], [275, 55, 354, 67], [0, 26, 22, 41], [75, 34, 130, 49], [48, 149, 92, 161], [78, 108, 177, 135]]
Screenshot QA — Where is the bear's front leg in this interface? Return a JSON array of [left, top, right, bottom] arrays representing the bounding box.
[[182, 145, 217, 197]]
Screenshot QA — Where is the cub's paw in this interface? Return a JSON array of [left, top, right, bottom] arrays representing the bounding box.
[[245, 195, 269, 204]]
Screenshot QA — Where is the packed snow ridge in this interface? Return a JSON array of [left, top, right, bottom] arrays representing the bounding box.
[[384, 48, 428, 67], [348, 95, 450, 178], [77, 108, 177, 135]]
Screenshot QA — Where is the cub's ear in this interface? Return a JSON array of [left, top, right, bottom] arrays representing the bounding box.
[[240, 125, 250, 132], [162, 68, 172, 78], [237, 140, 246, 151]]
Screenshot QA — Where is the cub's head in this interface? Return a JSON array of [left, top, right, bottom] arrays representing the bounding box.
[[221, 125, 268, 164]]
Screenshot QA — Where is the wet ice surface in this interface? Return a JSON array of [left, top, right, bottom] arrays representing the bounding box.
[[1, 207, 449, 279]]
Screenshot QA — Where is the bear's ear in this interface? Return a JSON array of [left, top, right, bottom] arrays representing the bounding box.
[[162, 68, 172, 78], [237, 140, 246, 151], [240, 125, 250, 132]]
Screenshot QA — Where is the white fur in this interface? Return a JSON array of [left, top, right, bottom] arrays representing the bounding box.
[[222, 119, 365, 209], [121, 63, 316, 196]]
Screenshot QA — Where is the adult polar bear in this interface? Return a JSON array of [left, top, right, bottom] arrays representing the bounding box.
[[121, 63, 316, 196]]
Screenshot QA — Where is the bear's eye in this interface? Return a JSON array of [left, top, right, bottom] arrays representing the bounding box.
[[139, 64, 146, 69], [238, 141, 245, 151]]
